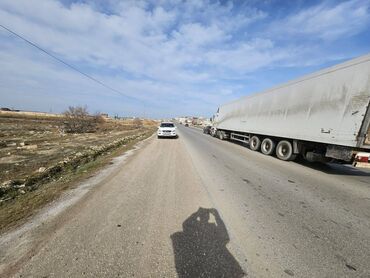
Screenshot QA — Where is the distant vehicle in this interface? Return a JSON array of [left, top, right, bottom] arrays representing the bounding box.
[[203, 126, 212, 134], [157, 122, 177, 138], [185, 123, 189, 127], [212, 53, 370, 165]]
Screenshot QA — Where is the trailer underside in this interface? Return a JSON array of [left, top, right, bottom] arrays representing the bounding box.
[[215, 128, 370, 165]]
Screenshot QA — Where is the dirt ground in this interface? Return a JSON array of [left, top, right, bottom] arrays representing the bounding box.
[[0, 112, 157, 231], [0, 113, 156, 185]]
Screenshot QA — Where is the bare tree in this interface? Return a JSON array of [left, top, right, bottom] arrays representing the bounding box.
[[63, 106, 99, 133], [133, 117, 143, 128], [93, 112, 106, 124]]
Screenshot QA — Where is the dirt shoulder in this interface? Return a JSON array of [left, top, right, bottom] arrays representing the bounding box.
[[0, 113, 156, 232]]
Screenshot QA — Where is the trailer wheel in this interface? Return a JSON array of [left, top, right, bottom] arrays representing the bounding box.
[[218, 131, 225, 140], [261, 138, 276, 155], [276, 140, 296, 161], [250, 136, 261, 151]]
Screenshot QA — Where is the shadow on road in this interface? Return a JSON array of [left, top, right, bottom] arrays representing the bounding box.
[[157, 136, 179, 139], [171, 207, 245, 278], [294, 159, 370, 177], [224, 140, 370, 177]]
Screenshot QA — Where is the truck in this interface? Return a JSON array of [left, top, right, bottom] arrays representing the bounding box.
[[212, 53, 370, 165]]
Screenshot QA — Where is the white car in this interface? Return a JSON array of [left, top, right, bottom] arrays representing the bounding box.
[[157, 122, 178, 138]]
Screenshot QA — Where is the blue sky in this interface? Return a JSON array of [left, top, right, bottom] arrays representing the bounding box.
[[0, 0, 370, 118]]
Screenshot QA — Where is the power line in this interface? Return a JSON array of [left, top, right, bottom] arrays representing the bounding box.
[[0, 24, 131, 99]]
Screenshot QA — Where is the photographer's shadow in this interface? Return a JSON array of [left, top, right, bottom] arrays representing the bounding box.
[[171, 208, 245, 277]]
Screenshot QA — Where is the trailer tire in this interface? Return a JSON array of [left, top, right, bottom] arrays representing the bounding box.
[[261, 138, 276, 155], [218, 131, 225, 140], [276, 140, 296, 161], [250, 136, 261, 151]]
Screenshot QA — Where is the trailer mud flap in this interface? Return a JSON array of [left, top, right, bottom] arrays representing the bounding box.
[[293, 140, 301, 154]]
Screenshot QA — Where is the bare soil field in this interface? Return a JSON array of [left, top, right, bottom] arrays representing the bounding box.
[[0, 112, 156, 230], [0, 113, 155, 185]]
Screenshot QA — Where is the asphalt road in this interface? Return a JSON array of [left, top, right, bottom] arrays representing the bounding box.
[[2, 124, 370, 277]]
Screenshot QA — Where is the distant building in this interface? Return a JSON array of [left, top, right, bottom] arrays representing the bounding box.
[[174, 116, 212, 126]]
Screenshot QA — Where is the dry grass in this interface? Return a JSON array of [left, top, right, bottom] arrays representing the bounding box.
[[0, 113, 156, 184], [0, 112, 157, 232], [0, 133, 153, 232]]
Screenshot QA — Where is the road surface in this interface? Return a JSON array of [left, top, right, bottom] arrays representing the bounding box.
[[1, 124, 370, 277]]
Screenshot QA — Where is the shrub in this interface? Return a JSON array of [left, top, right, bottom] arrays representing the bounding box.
[[63, 106, 101, 133], [133, 117, 143, 128]]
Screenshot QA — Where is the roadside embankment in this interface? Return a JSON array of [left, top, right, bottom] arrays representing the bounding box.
[[0, 113, 156, 231]]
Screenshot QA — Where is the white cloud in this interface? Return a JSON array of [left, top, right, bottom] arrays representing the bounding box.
[[0, 0, 271, 83], [0, 0, 369, 117], [271, 0, 370, 41], [172, 23, 228, 47]]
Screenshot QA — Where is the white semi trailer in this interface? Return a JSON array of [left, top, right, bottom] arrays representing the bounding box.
[[213, 54, 370, 164]]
